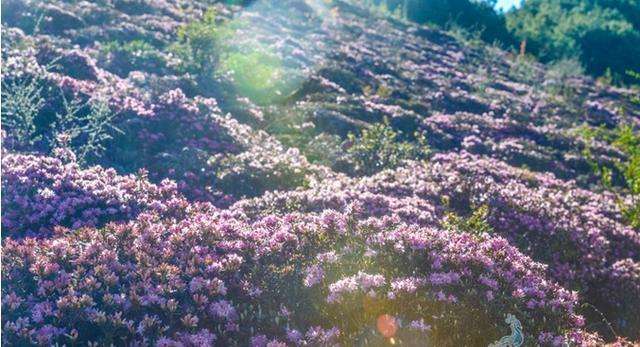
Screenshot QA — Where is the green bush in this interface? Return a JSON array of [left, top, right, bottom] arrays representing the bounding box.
[[627, 70, 640, 105], [304, 133, 345, 167], [362, 0, 405, 19], [612, 125, 640, 229], [213, 151, 312, 199], [442, 204, 493, 238], [543, 58, 585, 106], [509, 54, 542, 87], [345, 119, 430, 176], [169, 8, 228, 77], [580, 123, 640, 229]]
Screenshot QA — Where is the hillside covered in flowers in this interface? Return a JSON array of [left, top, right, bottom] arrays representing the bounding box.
[[1, 0, 639, 345]]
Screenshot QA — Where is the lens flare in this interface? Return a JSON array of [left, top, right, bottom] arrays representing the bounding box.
[[376, 314, 398, 338], [216, 0, 336, 105]]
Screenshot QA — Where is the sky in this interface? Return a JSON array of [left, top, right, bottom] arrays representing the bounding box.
[[495, 0, 523, 12]]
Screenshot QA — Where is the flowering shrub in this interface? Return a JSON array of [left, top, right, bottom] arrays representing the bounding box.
[[596, 259, 640, 340], [233, 152, 640, 339], [1, 153, 182, 238], [1, 45, 153, 154], [102, 88, 239, 202], [1, 208, 596, 345], [2, 37, 327, 203]]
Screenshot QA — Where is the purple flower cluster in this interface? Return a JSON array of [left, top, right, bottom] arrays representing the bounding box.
[[105, 88, 240, 203], [1, 207, 597, 345], [233, 151, 640, 339], [1, 41, 329, 203], [326, 271, 386, 303], [1, 153, 182, 237]]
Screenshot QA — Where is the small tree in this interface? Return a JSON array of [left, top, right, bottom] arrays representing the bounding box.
[[169, 8, 225, 77]]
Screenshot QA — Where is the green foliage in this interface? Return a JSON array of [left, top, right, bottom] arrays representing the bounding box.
[[446, 21, 486, 47], [1, 76, 45, 149], [100, 40, 166, 76], [580, 123, 640, 229], [545, 59, 584, 87], [628, 70, 640, 81], [0, 71, 121, 165], [213, 152, 312, 199], [506, 0, 640, 84], [442, 204, 493, 238], [578, 124, 612, 183], [168, 9, 298, 104], [345, 119, 430, 175], [362, 0, 406, 19], [612, 125, 640, 228], [169, 8, 229, 77]]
